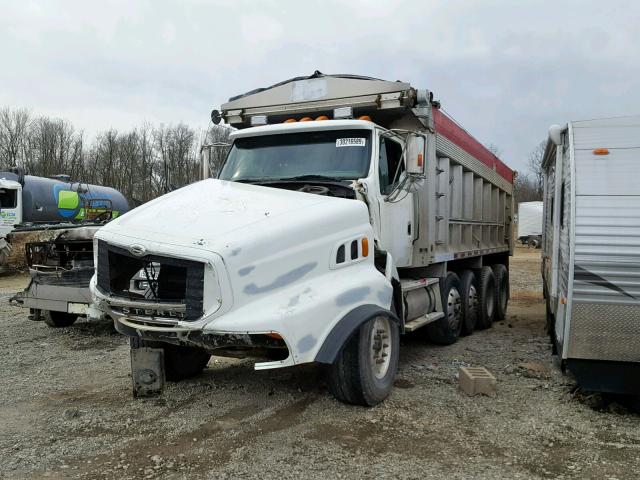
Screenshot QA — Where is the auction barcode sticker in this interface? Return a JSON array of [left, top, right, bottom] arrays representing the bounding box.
[[336, 138, 366, 147]]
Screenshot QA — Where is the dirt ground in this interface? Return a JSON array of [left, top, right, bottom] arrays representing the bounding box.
[[1, 248, 639, 480]]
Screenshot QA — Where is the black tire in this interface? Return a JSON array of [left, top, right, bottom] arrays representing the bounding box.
[[43, 310, 78, 328], [460, 270, 479, 336], [130, 337, 211, 381], [327, 315, 399, 406], [544, 295, 558, 354], [426, 272, 463, 344], [492, 264, 509, 321], [476, 267, 497, 329], [545, 295, 554, 334]]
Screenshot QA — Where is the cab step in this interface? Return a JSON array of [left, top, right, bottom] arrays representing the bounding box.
[[404, 312, 445, 332]]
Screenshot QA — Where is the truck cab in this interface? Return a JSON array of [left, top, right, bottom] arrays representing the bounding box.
[[219, 119, 419, 268], [0, 178, 22, 237]]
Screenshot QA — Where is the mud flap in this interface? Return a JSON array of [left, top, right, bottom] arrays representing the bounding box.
[[131, 347, 165, 398]]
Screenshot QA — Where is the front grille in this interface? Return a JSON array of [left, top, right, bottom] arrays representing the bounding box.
[[97, 240, 204, 321]]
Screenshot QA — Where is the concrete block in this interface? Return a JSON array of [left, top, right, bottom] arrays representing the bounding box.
[[459, 366, 496, 396]]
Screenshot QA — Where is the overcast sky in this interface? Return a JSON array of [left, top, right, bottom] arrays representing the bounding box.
[[1, 0, 639, 173]]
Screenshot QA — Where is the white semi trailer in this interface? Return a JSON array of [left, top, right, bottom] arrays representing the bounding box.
[[517, 201, 543, 248], [542, 115, 640, 396], [91, 72, 515, 405]]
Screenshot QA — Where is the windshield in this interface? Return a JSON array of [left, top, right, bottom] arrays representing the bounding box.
[[0, 188, 17, 208], [219, 129, 372, 182]]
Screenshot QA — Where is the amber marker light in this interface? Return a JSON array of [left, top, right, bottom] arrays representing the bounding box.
[[315, 115, 329, 121], [593, 148, 609, 155], [358, 115, 372, 121], [265, 332, 283, 339], [283, 118, 297, 123], [299, 117, 312, 122], [361, 237, 369, 257]]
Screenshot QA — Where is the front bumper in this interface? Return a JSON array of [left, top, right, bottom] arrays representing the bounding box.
[[114, 316, 285, 351]]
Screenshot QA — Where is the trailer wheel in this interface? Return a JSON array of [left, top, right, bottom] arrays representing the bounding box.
[[492, 264, 509, 321], [476, 267, 496, 329], [426, 272, 463, 344], [460, 270, 479, 335], [43, 310, 78, 328], [527, 237, 541, 249], [327, 315, 399, 406], [130, 338, 211, 381]]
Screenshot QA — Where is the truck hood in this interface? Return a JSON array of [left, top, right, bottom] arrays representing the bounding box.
[[96, 179, 360, 255]]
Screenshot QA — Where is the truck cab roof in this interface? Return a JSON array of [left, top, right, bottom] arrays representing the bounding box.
[[229, 119, 378, 140]]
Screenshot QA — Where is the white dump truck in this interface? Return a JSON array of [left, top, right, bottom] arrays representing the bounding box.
[[91, 72, 515, 405], [517, 201, 543, 248], [542, 115, 640, 396]]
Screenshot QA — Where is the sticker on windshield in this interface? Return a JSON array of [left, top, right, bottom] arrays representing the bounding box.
[[336, 138, 366, 147]]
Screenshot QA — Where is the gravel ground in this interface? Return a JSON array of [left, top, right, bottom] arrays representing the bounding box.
[[1, 248, 639, 480]]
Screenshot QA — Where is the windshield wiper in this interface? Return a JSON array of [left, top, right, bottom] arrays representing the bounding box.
[[230, 178, 267, 183], [269, 174, 346, 182]]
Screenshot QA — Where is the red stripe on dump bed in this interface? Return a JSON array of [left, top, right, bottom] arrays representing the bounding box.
[[433, 109, 514, 184]]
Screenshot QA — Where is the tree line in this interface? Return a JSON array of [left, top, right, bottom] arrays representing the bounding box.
[[0, 107, 231, 205], [488, 141, 545, 207], [0, 106, 546, 207]]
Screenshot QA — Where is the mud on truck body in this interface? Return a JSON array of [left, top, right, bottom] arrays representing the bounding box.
[[91, 72, 515, 405]]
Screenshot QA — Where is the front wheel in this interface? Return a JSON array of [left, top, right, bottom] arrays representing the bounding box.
[[327, 315, 399, 406], [43, 310, 78, 328]]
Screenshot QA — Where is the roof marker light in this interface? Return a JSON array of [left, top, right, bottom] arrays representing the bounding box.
[[315, 115, 329, 121], [358, 115, 372, 122], [299, 117, 312, 122], [283, 118, 297, 123]]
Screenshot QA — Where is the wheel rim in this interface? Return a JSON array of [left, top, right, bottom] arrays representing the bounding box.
[[447, 287, 462, 330], [370, 316, 392, 379], [468, 284, 479, 319]]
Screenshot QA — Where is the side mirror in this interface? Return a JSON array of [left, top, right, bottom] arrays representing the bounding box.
[[405, 134, 425, 175]]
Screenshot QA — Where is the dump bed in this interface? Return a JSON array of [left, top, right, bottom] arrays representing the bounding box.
[[220, 72, 514, 266]]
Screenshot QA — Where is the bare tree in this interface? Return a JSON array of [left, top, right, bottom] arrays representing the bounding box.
[[513, 172, 542, 205], [203, 125, 232, 177], [0, 108, 30, 168], [0, 106, 226, 205], [527, 140, 546, 197], [487, 143, 503, 158]]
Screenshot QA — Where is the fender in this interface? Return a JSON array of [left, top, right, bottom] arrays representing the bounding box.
[[314, 304, 399, 364]]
